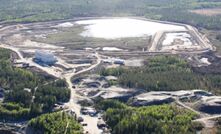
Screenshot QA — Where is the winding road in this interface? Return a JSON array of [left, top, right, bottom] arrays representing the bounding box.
[[63, 52, 102, 134]]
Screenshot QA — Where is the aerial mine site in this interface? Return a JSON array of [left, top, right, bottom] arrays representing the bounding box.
[[1, 1, 221, 134], [0, 17, 220, 134], [0, 18, 214, 77]]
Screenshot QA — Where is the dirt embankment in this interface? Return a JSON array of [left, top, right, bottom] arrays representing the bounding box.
[[191, 52, 221, 74]]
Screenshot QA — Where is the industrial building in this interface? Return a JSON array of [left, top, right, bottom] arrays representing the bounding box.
[[114, 59, 125, 65], [102, 58, 125, 65], [34, 50, 57, 66]]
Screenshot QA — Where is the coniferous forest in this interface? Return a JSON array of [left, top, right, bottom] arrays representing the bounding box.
[[0, 48, 70, 120], [101, 56, 221, 94], [96, 100, 199, 134]]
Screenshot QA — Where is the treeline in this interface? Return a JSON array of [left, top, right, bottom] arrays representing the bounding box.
[[28, 112, 82, 134], [0, 48, 70, 121], [96, 100, 199, 134], [101, 56, 221, 94], [154, 8, 221, 30]]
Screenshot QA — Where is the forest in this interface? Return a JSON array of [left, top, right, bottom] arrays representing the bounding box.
[[101, 56, 221, 94], [28, 112, 82, 134], [96, 100, 199, 134], [0, 0, 221, 30], [0, 48, 70, 121]]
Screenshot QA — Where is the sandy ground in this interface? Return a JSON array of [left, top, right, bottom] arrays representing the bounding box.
[[190, 8, 221, 16]]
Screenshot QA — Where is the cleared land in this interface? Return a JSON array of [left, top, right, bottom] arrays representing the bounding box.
[[190, 8, 221, 16]]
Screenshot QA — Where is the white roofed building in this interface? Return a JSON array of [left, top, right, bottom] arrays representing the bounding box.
[[34, 50, 57, 65]]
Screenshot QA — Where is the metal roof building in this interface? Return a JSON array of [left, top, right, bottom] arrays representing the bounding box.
[[34, 50, 57, 65]]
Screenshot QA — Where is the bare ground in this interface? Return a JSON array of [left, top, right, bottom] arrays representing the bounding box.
[[190, 8, 221, 16]]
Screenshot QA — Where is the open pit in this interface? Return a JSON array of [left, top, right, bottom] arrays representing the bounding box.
[[73, 75, 137, 100], [131, 90, 221, 114]]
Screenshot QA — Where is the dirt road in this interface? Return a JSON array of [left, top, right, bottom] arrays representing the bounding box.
[[175, 98, 221, 128], [64, 52, 102, 134], [193, 115, 221, 128], [148, 21, 214, 53]]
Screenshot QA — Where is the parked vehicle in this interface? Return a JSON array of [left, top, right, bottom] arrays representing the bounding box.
[[77, 117, 84, 123]]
